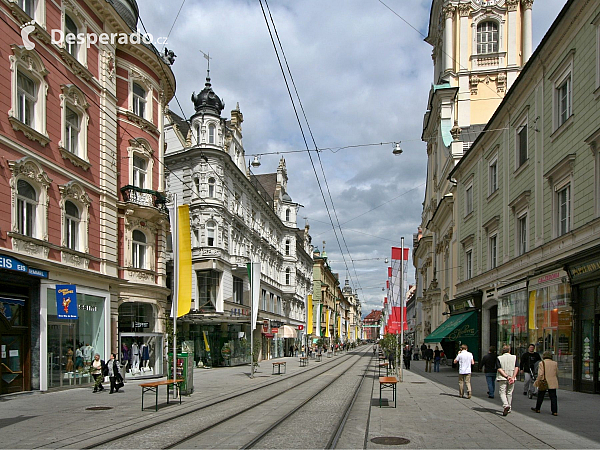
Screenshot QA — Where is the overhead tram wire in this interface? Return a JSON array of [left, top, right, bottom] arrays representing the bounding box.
[[258, 0, 361, 294], [161, 0, 187, 51]]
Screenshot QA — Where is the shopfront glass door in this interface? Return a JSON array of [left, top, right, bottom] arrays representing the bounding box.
[[0, 334, 23, 394], [47, 321, 86, 388]]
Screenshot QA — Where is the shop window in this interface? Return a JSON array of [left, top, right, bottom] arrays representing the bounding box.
[[197, 270, 219, 311], [497, 290, 528, 359], [16, 179, 37, 237], [118, 302, 155, 333], [233, 276, 244, 304], [132, 230, 147, 269], [477, 21, 498, 54]]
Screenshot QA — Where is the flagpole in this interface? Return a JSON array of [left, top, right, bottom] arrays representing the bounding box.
[[400, 236, 404, 382], [250, 260, 254, 379], [173, 193, 178, 392]]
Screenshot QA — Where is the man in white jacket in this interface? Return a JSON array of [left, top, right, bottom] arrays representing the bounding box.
[[497, 344, 519, 416]]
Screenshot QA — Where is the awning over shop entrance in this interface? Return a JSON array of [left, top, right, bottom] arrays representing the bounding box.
[[279, 325, 297, 339], [424, 311, 477, 343]]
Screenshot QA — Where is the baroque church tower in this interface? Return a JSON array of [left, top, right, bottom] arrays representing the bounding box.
[[414, 0, 533, 344]]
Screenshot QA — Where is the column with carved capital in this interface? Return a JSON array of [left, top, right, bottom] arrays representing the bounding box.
[[458, 3, 470, 71], [443, 5, 456, 74], [522, 0, 534, 63], [506, 0, 519, 67]]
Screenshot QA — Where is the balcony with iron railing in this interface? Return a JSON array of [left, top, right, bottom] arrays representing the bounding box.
[[120, 185, 168, 214]]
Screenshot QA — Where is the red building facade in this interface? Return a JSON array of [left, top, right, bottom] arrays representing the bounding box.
[[363, 310, 383, 341], [0, 0, 174, 393]]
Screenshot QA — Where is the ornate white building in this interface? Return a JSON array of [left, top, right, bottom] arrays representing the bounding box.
[[164, 74, 313, 365]]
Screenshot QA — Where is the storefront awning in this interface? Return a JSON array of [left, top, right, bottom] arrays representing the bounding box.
[[278, 325, 297, 339], [424, 311, 477, 343]]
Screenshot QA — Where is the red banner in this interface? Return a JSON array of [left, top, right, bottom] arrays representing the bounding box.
[[391, 247, 409, 261], [388, 306, 407, 334], [386, 280, 389, 289], [388, 267, 392, 277]]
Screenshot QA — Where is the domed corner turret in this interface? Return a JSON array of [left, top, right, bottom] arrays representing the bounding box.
[[109, 0, 139, 30], [191, 76, 225, 116]]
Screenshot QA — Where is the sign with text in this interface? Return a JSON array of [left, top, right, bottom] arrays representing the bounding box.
[[56, 285, 78, 319], [0, 254, 48, 278]]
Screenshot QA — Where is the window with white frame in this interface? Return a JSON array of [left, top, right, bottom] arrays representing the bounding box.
[[206, 221, 215, 246], [465, 249, 472, 280], [132, 82, 146, 118], [194, 178, 200, 196], [557, 76, 571, 128], [285, 208, 290, 221], [16, 179, 36, 237], [556, 183, 571, 236], [285, 267, 291, 285], [132, 230, 147, 269], [132, 155, 147, 188], [65, 107, 79, 154], [477, 21, 498, 54], [489, 159, 498, 194], [517, 122, 528, 168], [465, 183, 473, 216], [17, 72, 35, 127], [208, 177, 215, 198], [59, 85, 89, 165], [285, 239, 290, 256], [489, 234, 497, 270], [277, 296, 282, 315], [233, 276, 244, 305], [9, 46, 49, 145], [64, 14, 78, 58], [208, 124, 216, 144], [64, 200, 79, 250], [517, 213, 527, 256], [261, 289, 267, 311], [18, 0, 34, 16]]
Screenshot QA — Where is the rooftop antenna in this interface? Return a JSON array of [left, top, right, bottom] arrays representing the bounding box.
[[199, 50, 212, 80]]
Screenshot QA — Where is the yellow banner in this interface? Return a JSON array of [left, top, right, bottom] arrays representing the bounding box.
[[202, 330, 210, 351], [337, 315, 341, 336], [528, 290, 536, 329], [325, 309, 330, 337], [307, 295, 313, 334], [177, 205, 192, 317]]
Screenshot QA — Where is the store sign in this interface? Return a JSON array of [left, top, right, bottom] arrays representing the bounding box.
[[568, 259, 600, 282], [498, 280, 527, 297], [262, 319, 269, 333], [56, 284, 78, 319], [134, 322, 149, 328], [0, 254, 48, 278], [533, 270, 567, 288], [271, 327, 279, 334], [297, 325, 304, 330]]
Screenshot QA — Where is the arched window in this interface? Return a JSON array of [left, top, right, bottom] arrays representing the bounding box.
[[64, 200, 80, 250], [285, 240, 290, 256], [195, 123, 201, 144], [477, 21, 498, 54], [208, 177, 215, 198], [132, 230, 147, 269], [65, 14, 78, 58], [285, 208, 290, 221], [208, 124, 216, 144], [285, 268, 291, 285], [16, 179, 36, 237], [206, 221, 215, 246]]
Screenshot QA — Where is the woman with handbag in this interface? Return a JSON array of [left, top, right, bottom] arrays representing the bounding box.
[[531, 351, 559, 415], [107, 353, 124, 394]]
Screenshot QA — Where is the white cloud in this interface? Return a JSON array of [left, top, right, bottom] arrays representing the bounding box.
[[138, 0, 568, 316]]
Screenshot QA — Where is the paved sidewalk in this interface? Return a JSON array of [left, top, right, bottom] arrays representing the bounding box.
[[367, 363, 600, 449]]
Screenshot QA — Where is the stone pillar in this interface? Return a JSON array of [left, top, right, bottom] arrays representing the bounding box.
[[522, 0, 534, 63], [506, 0, 519, 67], [458, 4, 470, 71], [443, 5, 456, 74]]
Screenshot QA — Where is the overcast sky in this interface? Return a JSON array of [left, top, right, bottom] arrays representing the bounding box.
[[138, 0, 568, 315]]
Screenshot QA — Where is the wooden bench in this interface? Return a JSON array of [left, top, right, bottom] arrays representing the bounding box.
[[140, 378, 184, 412], [315, 353, 322, 362], [272, 361, 286, 375], [378, 362, 389, 377], [379, 376, 398, 408], [299, 356, 308, 367]]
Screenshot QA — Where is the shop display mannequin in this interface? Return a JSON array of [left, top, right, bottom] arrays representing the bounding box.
[[131, 342, 140, 370], [75, 347, 83, 369], [66, 348, 74, 372], [121, 343, 130, 373], [83, 343, 94, 366], [140, 343, 150, 369]]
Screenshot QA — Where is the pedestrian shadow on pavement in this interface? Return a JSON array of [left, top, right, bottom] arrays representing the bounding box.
[[439, 392, 463, 398], [471, 406, 502, 416]]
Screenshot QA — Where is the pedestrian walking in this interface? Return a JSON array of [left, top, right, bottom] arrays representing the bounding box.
[[520, 343, 541, 397], [403, 345, 412, 370], [424, 345, 433, 372], [497, 344, 519, 416], [420, 342, 427, 360], [433, 346, 441, 372], [531, 351, 559, 416], [480, 346, 499, 398], [453, 344, 474, 398], [107, 353, 124, 394], [91, 353, 106, 393]]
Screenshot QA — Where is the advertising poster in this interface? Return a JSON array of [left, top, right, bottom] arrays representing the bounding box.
[[56, 284, 78, 319]]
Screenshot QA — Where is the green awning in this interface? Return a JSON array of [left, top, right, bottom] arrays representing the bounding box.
[[424, 311, 477, 343]]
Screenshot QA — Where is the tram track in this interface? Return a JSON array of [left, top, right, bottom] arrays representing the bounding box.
[[171, 348, 372, 449], [81, 347, 369, 449]]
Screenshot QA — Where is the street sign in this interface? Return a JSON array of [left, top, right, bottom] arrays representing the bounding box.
[[297, 325, 304, 330]]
